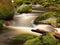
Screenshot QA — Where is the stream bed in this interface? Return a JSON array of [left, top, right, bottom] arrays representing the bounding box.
[[0, 4, 59, 45], [0, 12, 42, 45]]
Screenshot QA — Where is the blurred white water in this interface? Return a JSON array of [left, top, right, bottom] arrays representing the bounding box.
[[3, 13, 41, 35], [4, 13, 60, 35], [12, 13, 37, 27]]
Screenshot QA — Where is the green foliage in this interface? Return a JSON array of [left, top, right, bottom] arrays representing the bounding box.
[[14, 0, 23, 6], [31, 0, 60, 7], [55, 0, 60, 4], [37, 0, 55, 7], [9, 34, 37, 45], [42, 1, 50, 7], [17, 5, 32, 13]]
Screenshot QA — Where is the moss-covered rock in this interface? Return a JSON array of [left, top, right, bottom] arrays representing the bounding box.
[[34, 12, 56, 25], [34, 12, 60, 27], [24, 33, 58, 45], [17, 5, 32, 13], [41, 33, 57, 45], [0, 0, 15, 20], [8, 34, 37, 45], [24, 37, 42, 45], [14, 0, 23, 6]]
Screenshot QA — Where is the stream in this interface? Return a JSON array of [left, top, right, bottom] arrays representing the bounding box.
[[0, 4, 60, 45], [0, 9, 43, 45]]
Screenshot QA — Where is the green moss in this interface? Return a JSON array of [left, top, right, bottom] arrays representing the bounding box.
[[9, 34, 37, 45], [34, 12, 60, 27], [42, 33, 57, 45], [35, 12, 56, 21], [14, 0, 23, 6], [8, 33, 60, 45], [17, 5, 32, 13], [24, 33, 58, 45], [42, 1, 51, 7], [24, 37, 42, 45], [55, 0, 60, 4], [0, 1, 15, 20]]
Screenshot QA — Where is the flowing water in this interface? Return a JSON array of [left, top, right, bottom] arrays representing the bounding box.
[[0, 4, 56, 45], [0, 5, 50, 45], [0, 13, 41, 45], [13, 13, 37, 27], [4, 13, 41, 35]]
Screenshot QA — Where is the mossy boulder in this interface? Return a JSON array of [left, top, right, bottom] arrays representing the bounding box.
[[24, 33, 58, 45], [7, 34, 37, 45], [0, 0, 15, 20], [17, 5, 32, 13], [14, 0, 23, 6], [34, 12, 60, 27]]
